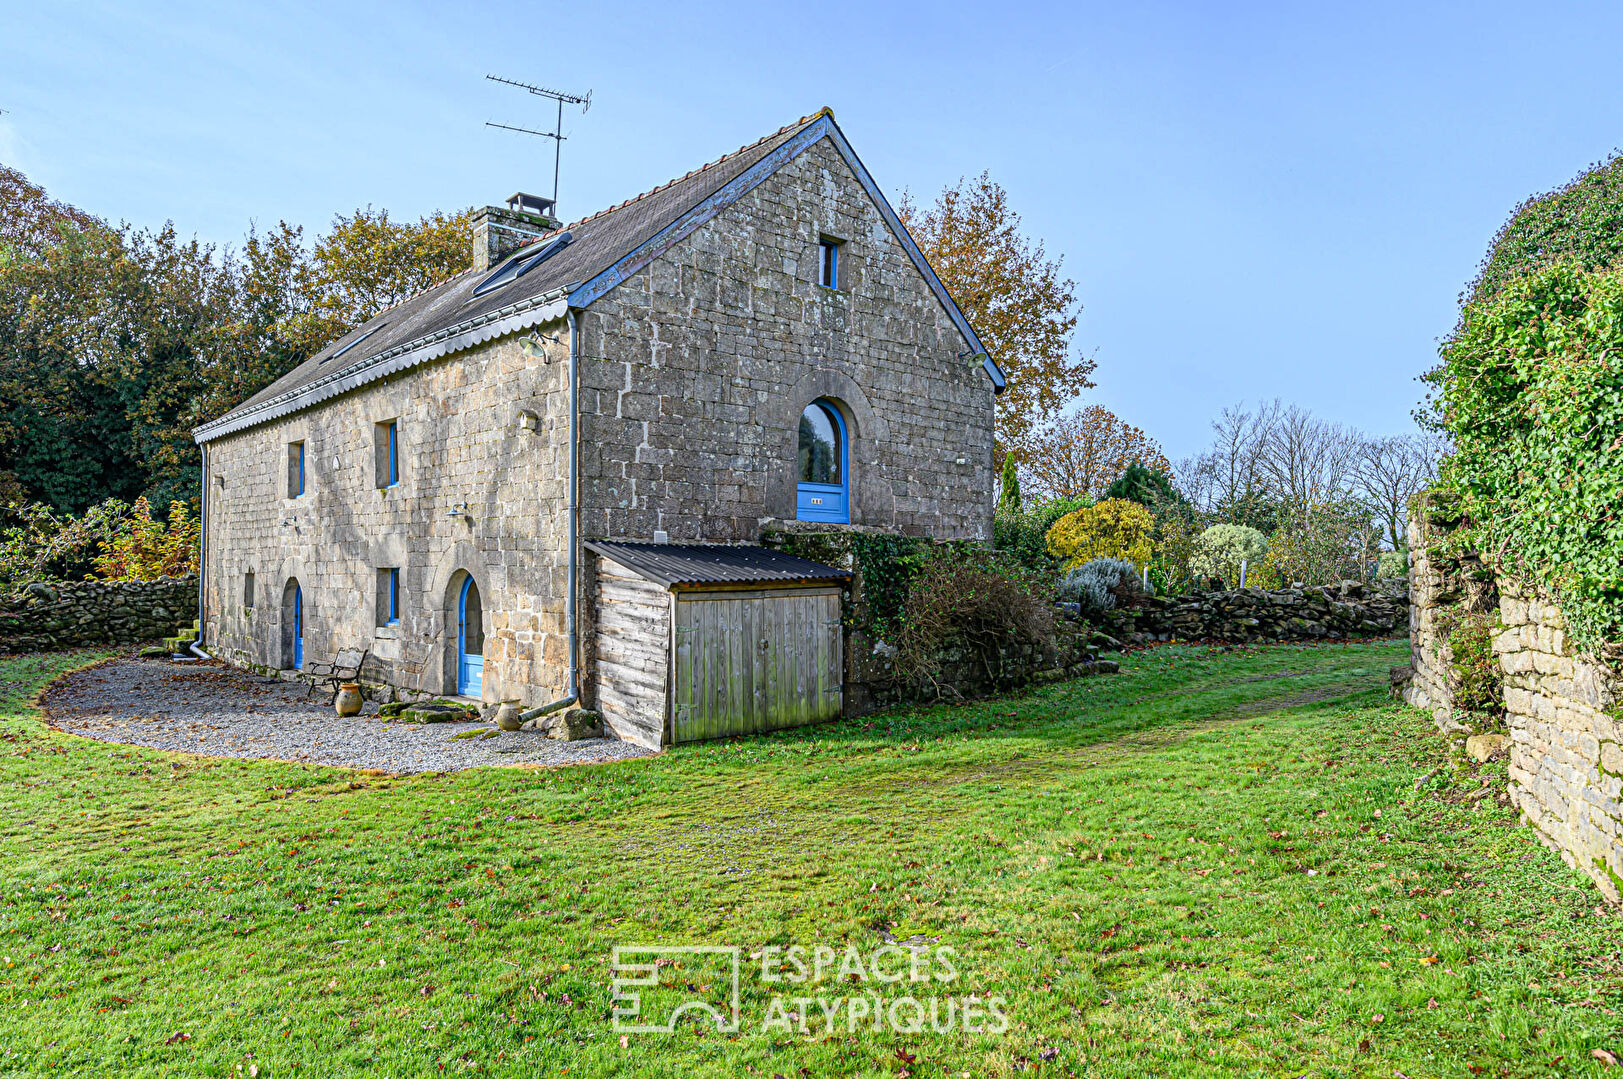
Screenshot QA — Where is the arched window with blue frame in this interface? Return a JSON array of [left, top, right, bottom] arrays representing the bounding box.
[[796, 399, 849, 524]]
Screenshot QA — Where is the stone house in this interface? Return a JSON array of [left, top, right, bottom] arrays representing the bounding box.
[[192, 108, 1004, 747]]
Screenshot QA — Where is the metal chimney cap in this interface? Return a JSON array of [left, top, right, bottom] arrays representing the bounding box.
[[507, 192, 555, 217]]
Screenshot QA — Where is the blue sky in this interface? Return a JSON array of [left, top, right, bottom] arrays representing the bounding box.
[[4, 0, 1622, 458]]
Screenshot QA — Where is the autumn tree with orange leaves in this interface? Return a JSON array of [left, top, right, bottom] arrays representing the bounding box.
[[1023, 405, 1170, 501], [899, 173, 1094, 455]]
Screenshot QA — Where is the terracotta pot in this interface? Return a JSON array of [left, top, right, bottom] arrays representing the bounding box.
[[335, 683, 364, 717], [494, 700, 524, 731]]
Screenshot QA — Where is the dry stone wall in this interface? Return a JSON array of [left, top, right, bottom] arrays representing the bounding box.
[[1093, 582, 1407, 646], [0, 577, 196, 652]]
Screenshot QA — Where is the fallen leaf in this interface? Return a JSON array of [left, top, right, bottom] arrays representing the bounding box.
[[1594, 1048, 1619, 1067], [619, 1035, 629, 1049], [163, 1032, 191, 1046]]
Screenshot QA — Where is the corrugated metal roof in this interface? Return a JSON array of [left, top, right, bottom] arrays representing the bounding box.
[[586, 541, 849, 589]]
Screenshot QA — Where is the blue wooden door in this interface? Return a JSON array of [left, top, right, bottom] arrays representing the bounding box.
[[457, 577, 483, 696], [292, 585, 303, 669]]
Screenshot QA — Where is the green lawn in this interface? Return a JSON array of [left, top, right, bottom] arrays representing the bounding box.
[[2, 641, 1619, 1077]]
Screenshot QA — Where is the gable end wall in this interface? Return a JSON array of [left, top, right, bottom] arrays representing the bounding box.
[[577, 135, 995, 543]]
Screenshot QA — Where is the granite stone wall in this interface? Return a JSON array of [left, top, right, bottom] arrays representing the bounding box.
[[577, 136, 996, 544], [202, 326, 575, 706], [1494, 579, 1623, 901], [0, 577, 197, 652], [1402, 493, 1622, 901]]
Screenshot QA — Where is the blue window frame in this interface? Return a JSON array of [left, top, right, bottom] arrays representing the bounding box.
[[796, 399, 849, 524], [818, 239, 840, 289], [457, 576, 484, 697], [387, 568, 399, 625], [386, 421, 398, 487]]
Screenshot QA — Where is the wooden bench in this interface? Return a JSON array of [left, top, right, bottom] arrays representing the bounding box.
[[306, 647, 369, 703]]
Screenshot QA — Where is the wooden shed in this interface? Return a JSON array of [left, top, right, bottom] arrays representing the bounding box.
[[585, 541, 849, 749]]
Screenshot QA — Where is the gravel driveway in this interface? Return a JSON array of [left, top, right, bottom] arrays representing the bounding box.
[[42, 657, 654, 773]]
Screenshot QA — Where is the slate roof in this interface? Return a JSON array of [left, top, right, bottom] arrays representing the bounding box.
[[194, 108, 1002, 443], [585, 541, 849, 590]]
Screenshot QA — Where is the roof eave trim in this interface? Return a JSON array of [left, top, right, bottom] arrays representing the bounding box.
[[192, 289, 570, 443], [566, 115, 1007, 394]]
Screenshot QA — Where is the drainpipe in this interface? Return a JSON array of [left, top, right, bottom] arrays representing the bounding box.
[[520, 306, 580, 721], [189, 443, 212, 660]]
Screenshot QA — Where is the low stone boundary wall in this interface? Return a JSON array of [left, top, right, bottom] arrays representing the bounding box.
[[1093, 582, 1408, 646], [0, 576, 197, 652], [1494, 579, 1623, 900]]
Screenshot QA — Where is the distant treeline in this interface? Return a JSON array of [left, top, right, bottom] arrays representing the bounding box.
[[0, 162, 474, 513]]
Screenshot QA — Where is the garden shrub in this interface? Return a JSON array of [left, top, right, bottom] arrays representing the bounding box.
[[993, 495, 1088, 575], [1188, 524, 1268, 586], [1377, 549, 1408, 580], [1103, 460, 1186, 509], [1057, 557, 1143, 616], [895, 545, 1056, 687], [92, 497, 200, 581], [1046, 498, 1154, 569], [1428, 262, 1623, 652]]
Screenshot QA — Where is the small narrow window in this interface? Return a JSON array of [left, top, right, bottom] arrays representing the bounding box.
[[288, 442, 305, 498], [818, 239, 840, 289], [375, 420, 399, 488], [244, 572, 255, 610], [376, 568, 400, 627]]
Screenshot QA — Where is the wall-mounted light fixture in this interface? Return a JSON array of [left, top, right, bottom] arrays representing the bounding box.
[[519, 330, 560, 362]]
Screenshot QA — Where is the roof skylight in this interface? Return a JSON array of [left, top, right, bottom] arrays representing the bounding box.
[[471, 231, 572, 299], [322, 323, 386, 364]]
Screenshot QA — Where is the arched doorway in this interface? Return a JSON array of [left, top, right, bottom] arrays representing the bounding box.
[[281, 579, 304, 670], [796, 398, 848, 523], [457, 576, 484, 696]]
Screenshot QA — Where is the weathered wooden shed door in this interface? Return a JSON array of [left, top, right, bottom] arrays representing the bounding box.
[[671, 587, 842, 742]]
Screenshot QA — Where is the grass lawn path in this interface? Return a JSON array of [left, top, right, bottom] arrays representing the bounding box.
[[2, 642, 1619, 1077]]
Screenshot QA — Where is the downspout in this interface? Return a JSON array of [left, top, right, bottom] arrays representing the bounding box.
[[519, 307, 580, 721], [189, 443, 212, 660]]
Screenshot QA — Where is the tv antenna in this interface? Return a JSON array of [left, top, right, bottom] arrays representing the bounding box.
[[485, 75, 591, 213]]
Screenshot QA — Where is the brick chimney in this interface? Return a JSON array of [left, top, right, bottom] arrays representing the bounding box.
[[470, 193, 559, 272]]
